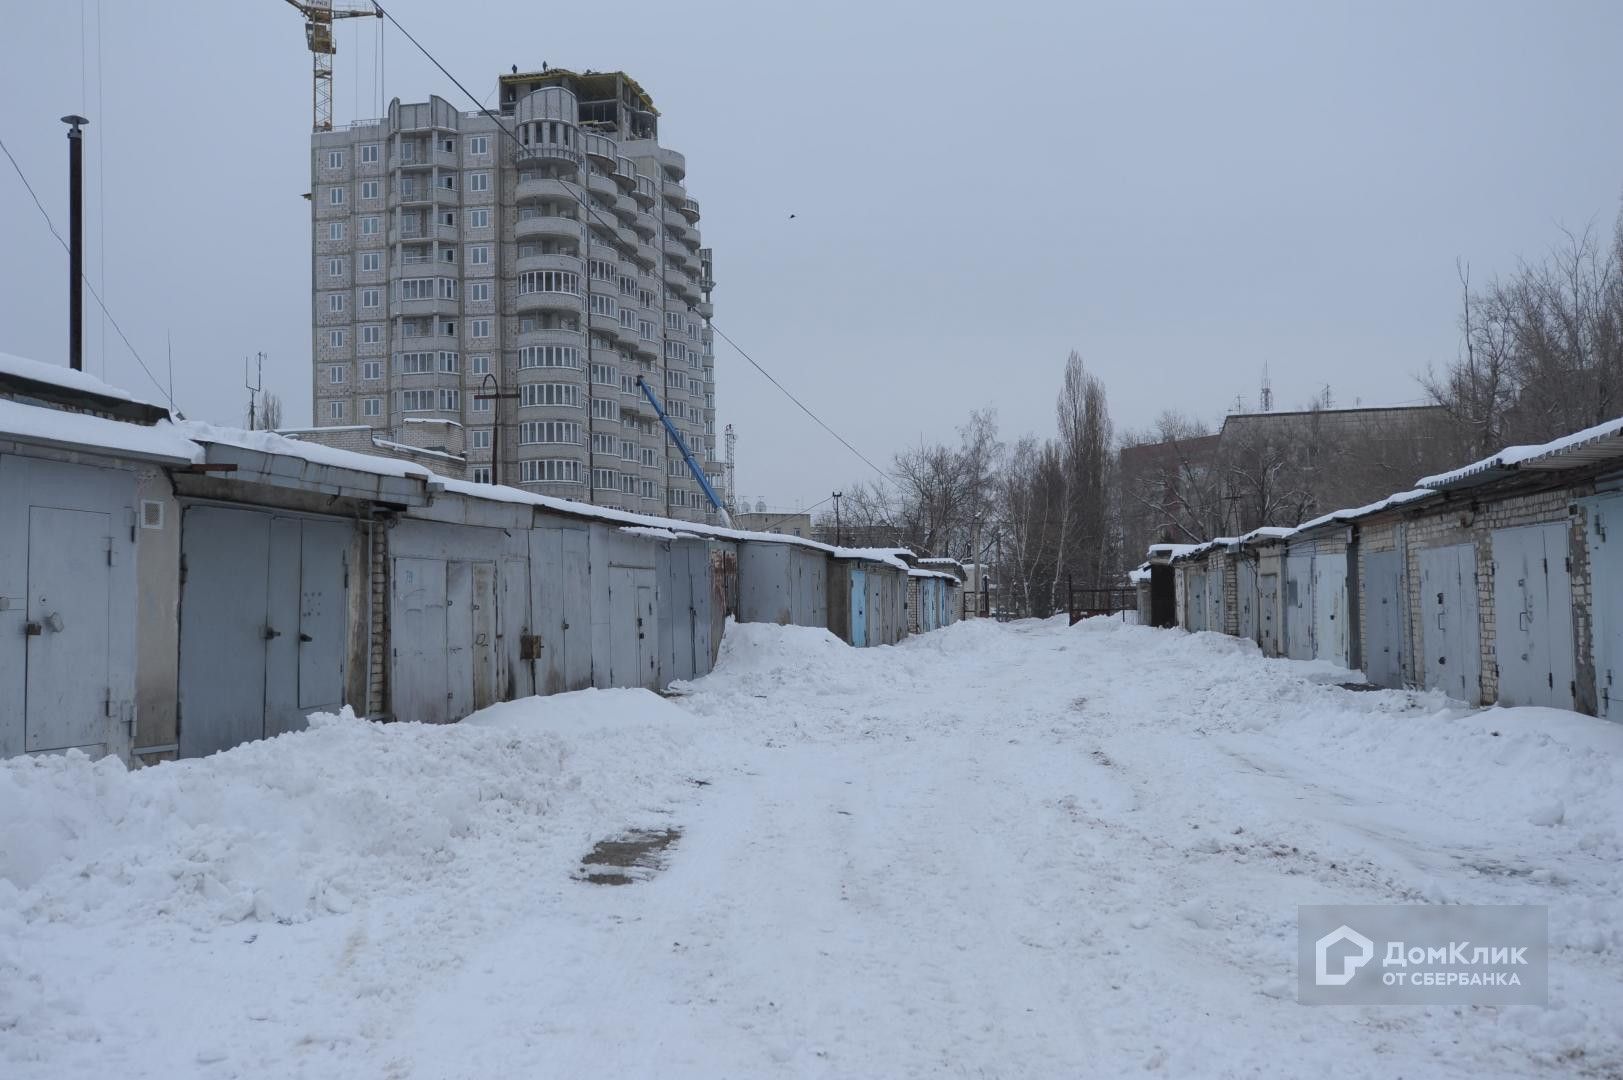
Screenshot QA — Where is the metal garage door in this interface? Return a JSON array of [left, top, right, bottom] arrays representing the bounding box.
[[1363, 549, 1405, 689], [24, 507, 113, 752], [1258, 572, 1280, 656], [1585, 493, 1623, 720], [1418, 543, 1481, 704], [1312, 552, 1349, 667], [1186, 569, 1207, 632], [1236, 559, 1258, 643], [1284, 551, 1314, 660], [1492, 522, 1576, 709], [179, 506, 349, 756]]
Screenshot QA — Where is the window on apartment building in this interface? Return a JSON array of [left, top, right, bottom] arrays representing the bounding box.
[[361, 324, 382, 345], [665, 369, 683, 388], [398, 352, 434, 374], [363, 397, 380, 417], [362, 360, 382, 380], [593, 468, 616, 490], [470, 354, 490, 375], [640, 479, 656, 499], [329, 365, 346, 384], [439, 277, 459, 300], [328, 293, 346, 313], [327, 149, 344, 169], [640, 447, 657, 468], [620, 439, 636, 461], [668, 459, 684, 476], [439, 388, 460, 411], [469, 172, 490, 193], [468, 135, 489, 156], [439, 209, 456, 227], [360, 143, 379, 164], [328, 221, 345, 241], [592, 399, 619, 421], [519, 459, 581, 484], [471, 466, 492, 484], [361, 180, 380, 200], [437, 351, 459, 373], [360, 216, 378, 236], [360, 252, 381, 272], [518, 345, 580, 369], [469, 208, 489, 229], [327, 257, 344, 277], [327, 400, 344, 420], [470, 428, 491, 450], [471, 396, 491, 414], [329, 186, 345, 206], [591, 432, 615, 454], [519, 421, 581, 445], [471, 318, 492, 339], [469, 245, 490, 265], [400, 389, 433, 412], [589, 294, 615, 317], [439, 173, 456, 190], [328, 329, 345, 348], [467, 282, 490, 302], [440, 248, 456, 264], [441, 319, 458, 336], [517, 270, 579, 295], [591, 363, 617, 385], [361, 288, 380, 309], [668, 489, 688, 508], [618, 473, 637, 495], [441, 137, 455, 154], [519, 383, 581, 408]]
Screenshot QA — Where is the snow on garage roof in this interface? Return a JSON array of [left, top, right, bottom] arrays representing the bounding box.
[[0, 349, 166, 412], [1418, 416, 1623, 490], [0, 396, 199, 464]]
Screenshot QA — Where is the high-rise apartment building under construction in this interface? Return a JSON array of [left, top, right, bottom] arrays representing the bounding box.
[[306, 68, 719, 521]]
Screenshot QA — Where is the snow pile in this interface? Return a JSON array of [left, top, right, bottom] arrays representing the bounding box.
[[0, 709, 574, 927]]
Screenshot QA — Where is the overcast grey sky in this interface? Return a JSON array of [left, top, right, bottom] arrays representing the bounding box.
[[4, 1, 1621, 511]]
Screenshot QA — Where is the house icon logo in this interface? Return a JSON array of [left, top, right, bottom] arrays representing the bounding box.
[[1315, 925, 1375, 986]]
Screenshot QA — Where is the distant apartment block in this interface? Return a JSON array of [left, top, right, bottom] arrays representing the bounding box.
[[307, 68, 719, 522]]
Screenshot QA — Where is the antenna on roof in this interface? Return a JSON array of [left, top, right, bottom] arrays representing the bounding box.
[[1260, 364, 1273, 413], [245, 351, 263, 430]]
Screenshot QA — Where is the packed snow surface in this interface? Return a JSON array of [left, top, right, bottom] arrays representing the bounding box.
[[3, 620, 1620, 1077]]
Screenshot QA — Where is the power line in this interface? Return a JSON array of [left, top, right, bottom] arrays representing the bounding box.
[[370, 3, 893, 487], [0, 132, 174, 409]]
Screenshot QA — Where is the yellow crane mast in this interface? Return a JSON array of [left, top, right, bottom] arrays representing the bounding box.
[[282, 0, 384, 132]]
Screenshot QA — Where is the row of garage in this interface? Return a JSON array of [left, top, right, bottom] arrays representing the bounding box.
[[0, 354, 961, 766], [1142, 416, 1623, 719]]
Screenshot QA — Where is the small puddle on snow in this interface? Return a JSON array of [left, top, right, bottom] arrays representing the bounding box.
[[576, 828, 682, 886]]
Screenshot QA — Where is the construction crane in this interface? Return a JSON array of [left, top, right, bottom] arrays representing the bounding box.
[[635, 378, 732, 528], [282, 1, 383, 133]]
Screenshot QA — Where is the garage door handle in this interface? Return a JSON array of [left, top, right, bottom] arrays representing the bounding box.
[[1518, 611, 1531, 631], [264, 626, 281, 640], [299, 632, 314, 643], [24, 622, 42, 637]]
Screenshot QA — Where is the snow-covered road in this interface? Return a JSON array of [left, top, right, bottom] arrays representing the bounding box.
[[3, 618, 1620, 1078]]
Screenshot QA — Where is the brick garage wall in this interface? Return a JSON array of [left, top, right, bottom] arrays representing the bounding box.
[[369, 518, 391, 716], [1220, 552, 1240, 636]]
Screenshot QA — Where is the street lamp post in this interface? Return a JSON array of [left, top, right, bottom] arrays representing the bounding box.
[[473, 372, 520, 486]]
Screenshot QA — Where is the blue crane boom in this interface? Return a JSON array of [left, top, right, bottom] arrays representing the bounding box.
[[635, 376, 732, 528]]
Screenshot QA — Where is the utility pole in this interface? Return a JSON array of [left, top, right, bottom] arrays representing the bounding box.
[[245, 352, 263, 430], [61, 114, 89, 372], [474, 373, 519, 486], [832, 490, 843, 547]]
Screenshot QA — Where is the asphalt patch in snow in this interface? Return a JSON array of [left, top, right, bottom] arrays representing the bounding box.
[[577, 828, 682, 886]]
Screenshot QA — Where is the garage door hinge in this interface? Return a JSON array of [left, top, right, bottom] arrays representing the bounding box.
[[1565, 556, 1572, 573], [1548, 672, 1554, 689]]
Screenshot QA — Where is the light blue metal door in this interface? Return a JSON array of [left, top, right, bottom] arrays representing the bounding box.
[[850, 569, 867, 647], [1284, 551, 1314, 659], [296, 521, 349, 720], [1187, 569, 1207, 632], [392, 557, 448, 723], [1419, 543, 1481, 704], [1492, 523, 1576, 709], [180, 507, 271, 756], [1206, 564, 1225, 633], [1236, 559, 1258, 642], [1586, 493, 1623, 719], [1363, 549, 1405, 689], [1313, 552, 1349, 667], [25, 507, 112, 752], [1258, 572, 1280, 655]]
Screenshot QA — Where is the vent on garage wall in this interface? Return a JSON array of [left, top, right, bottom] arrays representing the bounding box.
[[141, 500, 165, 530]]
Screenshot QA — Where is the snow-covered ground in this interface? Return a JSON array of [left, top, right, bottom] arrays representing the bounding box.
[[2, 618, 1620, 1078]]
